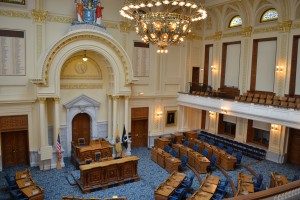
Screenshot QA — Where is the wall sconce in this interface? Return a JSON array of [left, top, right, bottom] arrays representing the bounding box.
[[209, 111, 215, 116], [210, 65, 216, 71], [155, 111, 162, 118], [221, 107, 227, 114], [271, 124, 279, 131], [82, 50, 88, 62], [276, 66, 283, 73], [138, 92, 144, 96], [200, 67, 204, 71]]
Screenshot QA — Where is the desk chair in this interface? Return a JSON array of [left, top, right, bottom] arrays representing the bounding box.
[[78, 138, 86, 146], [85, 159, 93, 164], [180, 155, 188, 171], [209, 154, 217, 171], [170, 149, 178, 158], [254, 174, 264, 192], [192, 144, 199, 152], [183, 140, 189, 147], [292, 175, 299, 181], [164, 145, 172, 153], [95, 152, 101, 162], [226, 146, 234, 155], [236, 151, 243, 165], [202, 149, 209, 158]]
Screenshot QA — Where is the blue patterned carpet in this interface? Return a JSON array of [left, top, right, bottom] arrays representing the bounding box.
[[1, 148, 300, 200]]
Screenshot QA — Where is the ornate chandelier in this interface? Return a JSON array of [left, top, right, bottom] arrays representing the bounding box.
[[120, 0, 207, 53]]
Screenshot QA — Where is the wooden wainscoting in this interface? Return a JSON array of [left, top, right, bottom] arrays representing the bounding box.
[[131, 107, 149, 148]]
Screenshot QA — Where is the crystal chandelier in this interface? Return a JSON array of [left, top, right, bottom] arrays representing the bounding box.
[[120, 0, 207, 53]]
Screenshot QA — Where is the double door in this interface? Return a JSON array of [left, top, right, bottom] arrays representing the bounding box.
[[1, 130, 29, 167], [131, 107, 149, 148]]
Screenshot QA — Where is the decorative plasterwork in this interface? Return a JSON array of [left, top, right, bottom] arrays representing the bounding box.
[[241, 26, 253, 37], [119, 21, 133, 32], [31, 9, 48, 23], [186, 33, 203, 41], [60, 83, 103, 89], [253, 25, 280, 34], [278, 20, 292, 33], [177, 93, 300, 129], [222, 31, 241, 38], [0, 9, 30, 18], [38, 31, 132, 86]]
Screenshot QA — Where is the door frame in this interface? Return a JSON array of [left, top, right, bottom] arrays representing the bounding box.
[[130, 107, 149, 148]]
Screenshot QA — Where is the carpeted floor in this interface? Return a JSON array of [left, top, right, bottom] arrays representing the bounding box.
[[0, 148, 300, 200]]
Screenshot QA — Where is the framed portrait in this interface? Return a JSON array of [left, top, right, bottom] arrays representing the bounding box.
[[165, 110, 177, 127], [0, 0, 25, 5]]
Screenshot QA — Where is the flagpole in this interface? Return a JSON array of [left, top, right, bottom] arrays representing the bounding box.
[[56, 155, 62, 169]]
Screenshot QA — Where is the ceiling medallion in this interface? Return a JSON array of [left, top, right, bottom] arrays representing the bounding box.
[[120, 0, 207, 53]]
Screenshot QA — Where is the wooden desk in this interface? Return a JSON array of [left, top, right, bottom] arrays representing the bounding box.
[[270, 172, 289, 188], [237, 173, 254, 196], [194, 155, 210, 174], [78, 156, 139, 193], [157, 148, 172, 168], [16, 169, 30, 180], [154, 138, 171, 149], [16, 178, 34, 189], [21, 185, 44, 200], [155, 172, 185, 200], [172, 133, 184, 144], [201, 182, 218, 193], [189, 190, 213, 200], [151, 147, 158, 163], [220, 154, 237, 171], [71, 140, 113, 167], [165, 157, 181, 173], [206, 175, 220, 185], [184, 131, 197, 140]]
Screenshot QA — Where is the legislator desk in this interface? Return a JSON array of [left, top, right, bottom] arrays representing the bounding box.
[[165, 156, 181, 173], [21, 185, 44, 200], [154, 137, 171, 149], [156, 148, 172, 168], [78, 156, 139, 193], [171, 132, 184, 144], [270, 172, 289, 188], [71, 139, 113, 167], [16, 177, 34, 189], [16, 169, 30, 180], [194, 154, 210, 174], [151, 147, 159, 163], [155, 172, 186, 200], [237, 173, 254, 195], [188, 175, 220, 200], [184, 131, 197, 140]]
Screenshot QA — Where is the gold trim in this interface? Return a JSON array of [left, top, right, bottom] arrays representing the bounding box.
[[60, 83, 103, 89], [278, 20, 292, 33], [31, 9, 48, 23], [241, 26, 253, 37], [119, 21, 133, 32], [222, 31, 241, 38], [253, 26, 279, 34], [0, 9, 30, 18], [186, 33, 203, 41], [47, 14, 73, 23]]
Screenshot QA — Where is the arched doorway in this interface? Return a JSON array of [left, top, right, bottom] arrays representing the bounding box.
[[72, 113, 91, 145]]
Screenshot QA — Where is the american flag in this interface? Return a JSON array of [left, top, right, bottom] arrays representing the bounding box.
[[56, 133, 62, 159]]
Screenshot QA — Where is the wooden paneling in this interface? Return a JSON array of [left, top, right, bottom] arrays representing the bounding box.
[[289, 36, 300, 95], [204, 44, 213, 85], [250, 38, 277, 91], [201, 110, 206, 130], [0, 115, 28, 131], [72, 113, 91, 145], [131, 107, 149, 119], [218, 114, 225, 134], [1, 130, 29, 168], [192, 67, 200, 83], [247, 120, 254, 143], [288, 128, 300, 165], [78, 156, 139, 193]]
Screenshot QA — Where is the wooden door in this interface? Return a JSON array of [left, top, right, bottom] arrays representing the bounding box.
[[72, 113, 91, 145], [131, 107, 149, 148], [1, 131, 29, 168], [192, 67, 200, 83], [288, 128, 300, 165]]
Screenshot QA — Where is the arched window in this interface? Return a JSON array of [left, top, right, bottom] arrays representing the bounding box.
[[229, 16, 242, 28], [261, 8, 278, 22]]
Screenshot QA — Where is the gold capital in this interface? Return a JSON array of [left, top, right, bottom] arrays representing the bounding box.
[[119, 21, 133, 32], [241, 26, 252, 37], [214, 31, 222, 41], [278, 20, 292, 33]]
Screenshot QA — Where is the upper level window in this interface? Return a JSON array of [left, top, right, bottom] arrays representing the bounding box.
[[229, 16, 242, 28], [261, 9, 278, 22]]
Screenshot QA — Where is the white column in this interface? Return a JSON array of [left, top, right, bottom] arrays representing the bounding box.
[[124, 96, 129, 137], [38, 97, 47, 147], [124, 96, 131, 155], [53, 98, 60, 146], [107, 95, 112, 142], [112, 96, 119, 142]]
